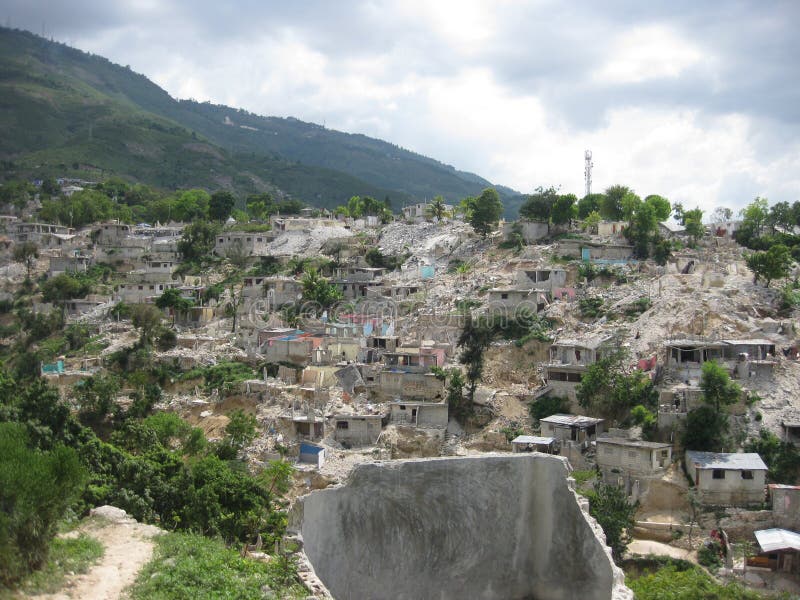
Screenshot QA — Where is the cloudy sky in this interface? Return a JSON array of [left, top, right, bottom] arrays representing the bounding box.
[[5, 0, 800, 214]]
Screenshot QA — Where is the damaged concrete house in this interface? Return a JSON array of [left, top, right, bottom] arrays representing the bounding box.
[[537, 334, 613, 404]]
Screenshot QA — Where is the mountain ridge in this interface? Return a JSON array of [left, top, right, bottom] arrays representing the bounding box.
[[0, 27, 523, 215]]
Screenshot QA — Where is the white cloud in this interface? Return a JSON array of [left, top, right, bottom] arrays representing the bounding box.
[[593, 25, 707, 84]]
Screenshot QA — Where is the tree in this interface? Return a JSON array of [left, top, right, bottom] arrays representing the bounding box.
[[620, 191, 642, 223], [75, 373, 120, 422], [0, 423, 87, 585], [709, 206, 733, 223], [586, 482, 638, 561], [682, 207, 705, 245], [225, 409, 258, 451], [652, 236, 672, 266], [300, 268, 343, 310], [246, 193, 274, 221], [576, 347, 657, 422], [12, 241, 38, 280], [445, 368, 471, 421], [740, 197, 770, 237], [457, 314, 494, 403], [426, 196, 447, 222], [209, 190, 236, 222], [39, 189, 122, 228], [155, 288, 194, 324], [582, 210, 602, 232], [626, 202, 658, 258], [683, 361, 741, 451], [226, 282, 245, 333], [346, 195, 365, 218], [551, 193, 578, 228], [711, 207, 733, 222], [0, 180, 35, 212], [767, 201, 794, 233], [746, 244, 792, 287], [600, 185, 630, 221], [577, 193, 605, 219], [643, 195, 671, 221], [177, 220, 219, 262], [519, 186, 558, 221], [131, 304, 163, 346], [41, 273, 90, 306], [467, 188, 503, 238], [745, 429, 800, 484], [701, 360, 741, 412]]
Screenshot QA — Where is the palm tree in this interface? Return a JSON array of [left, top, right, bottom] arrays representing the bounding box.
[[426, 196, 447, 222]]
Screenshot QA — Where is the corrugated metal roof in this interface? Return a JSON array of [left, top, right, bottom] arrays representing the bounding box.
[[597, 437, 672, 449], [511, 436, 555, 445], [541, 414, 604, 427], [685, 451, 767, 471], [721, 339, 775, 347], [755, 529, 800, 553]]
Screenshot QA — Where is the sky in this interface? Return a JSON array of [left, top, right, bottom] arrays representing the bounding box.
[[4, 0, 800, 215]]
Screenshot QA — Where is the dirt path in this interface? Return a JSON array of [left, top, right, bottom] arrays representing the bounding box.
[[38, 506, 162, 600], [627, 539, 695, 562]]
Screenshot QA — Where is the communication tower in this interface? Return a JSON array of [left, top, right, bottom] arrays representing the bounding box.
[[584, 150, 593, 197]]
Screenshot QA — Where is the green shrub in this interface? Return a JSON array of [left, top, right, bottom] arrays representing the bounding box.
[[625, 297, 651, 317], [0, 423, 87, 586], [697, 541, 723, 570], [529, 395, 571, 422], [579, 296, 604, 319]]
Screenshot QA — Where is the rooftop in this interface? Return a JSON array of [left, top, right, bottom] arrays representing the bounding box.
[[754, 528, 800, 553], [550, 335, 610, 350], [596, 437, 672, 449], [511, 436, 556, 445], [685, 451, 767, 471], [540, 414, 604, 427]]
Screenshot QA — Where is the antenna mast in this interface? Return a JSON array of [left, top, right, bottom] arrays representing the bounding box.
[[584, 150, 593, 196]]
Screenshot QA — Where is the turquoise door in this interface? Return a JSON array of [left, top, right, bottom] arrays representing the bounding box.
[[581, 247, 591, 261]]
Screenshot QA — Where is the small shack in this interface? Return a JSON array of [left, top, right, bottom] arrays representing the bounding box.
[[298, 443, 326, 468], [511, 435, 556, 454], [749, 528, 800, 574], [540, 414, 604, 447]]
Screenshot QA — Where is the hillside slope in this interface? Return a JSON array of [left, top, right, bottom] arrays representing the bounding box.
[[0, 27, 523, 214]]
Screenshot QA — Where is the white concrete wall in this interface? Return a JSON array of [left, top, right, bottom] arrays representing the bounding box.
[[292, 455, 631, 600]]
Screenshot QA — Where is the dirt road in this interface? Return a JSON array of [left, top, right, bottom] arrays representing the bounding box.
[[38, 506, 162, 600]]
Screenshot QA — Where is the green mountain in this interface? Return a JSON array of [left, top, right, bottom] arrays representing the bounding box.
[[0, 27, 523, 214]]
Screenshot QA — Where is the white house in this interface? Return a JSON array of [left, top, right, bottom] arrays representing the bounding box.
[[685, 451, 767, 506]]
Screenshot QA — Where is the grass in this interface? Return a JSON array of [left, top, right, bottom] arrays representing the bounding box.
[[0, 534, 103, 598], [624, 556, 793, 600], [127, 531, 307, 600], [570, 469, 597, 488]]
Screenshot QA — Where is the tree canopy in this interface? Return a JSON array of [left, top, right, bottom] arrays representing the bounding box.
[[747, 244, 793, 287], [683, 361, 741, 452], [466, 188, 503, 238]]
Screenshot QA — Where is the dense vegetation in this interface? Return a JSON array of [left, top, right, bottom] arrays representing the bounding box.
[[0, 361, 293, 590]]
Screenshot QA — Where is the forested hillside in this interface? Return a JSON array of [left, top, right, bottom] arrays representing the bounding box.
[[0, 27, 522, 214]]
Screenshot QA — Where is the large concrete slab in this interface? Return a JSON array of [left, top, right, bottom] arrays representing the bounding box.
[[292, 454, 632, 600]]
